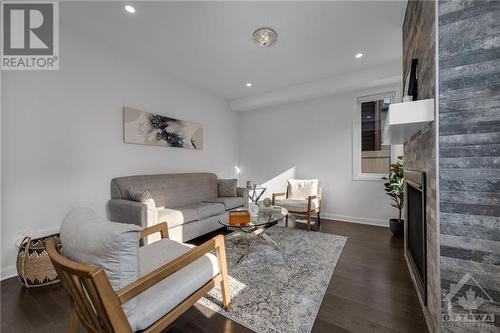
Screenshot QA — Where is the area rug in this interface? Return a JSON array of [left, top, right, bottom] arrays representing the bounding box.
[[198, 225, 347, 333]]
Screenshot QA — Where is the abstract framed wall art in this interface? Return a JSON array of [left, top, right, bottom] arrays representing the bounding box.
[[123, 107, 203, 150]]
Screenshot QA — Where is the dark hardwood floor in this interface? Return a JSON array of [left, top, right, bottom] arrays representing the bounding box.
[[1, 220, 428, 333]]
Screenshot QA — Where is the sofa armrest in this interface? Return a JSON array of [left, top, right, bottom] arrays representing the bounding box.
[[237, 187, 249, 209], [236, 187, 247, 197], [108, 199, 148, 227]]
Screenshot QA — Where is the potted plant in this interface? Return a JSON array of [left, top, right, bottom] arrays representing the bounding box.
[[382, 156, 405, 236]]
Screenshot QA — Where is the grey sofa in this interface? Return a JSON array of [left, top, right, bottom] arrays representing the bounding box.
[[108, 173, 247, 242]]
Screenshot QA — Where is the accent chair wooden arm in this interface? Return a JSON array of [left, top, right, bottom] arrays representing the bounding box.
[[272, 192, 287, 205], [307, 195, 317, 212], [140, 222, 169, 240]]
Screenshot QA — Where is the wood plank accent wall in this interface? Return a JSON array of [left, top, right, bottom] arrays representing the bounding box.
[[402, 2, 438, 332], [438, 0, 500, 331]]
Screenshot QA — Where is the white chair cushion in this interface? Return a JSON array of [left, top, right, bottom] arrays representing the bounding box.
[[276, 198, 319, 212], [127, 239, 219, 331], [287, 179, 319, 200]]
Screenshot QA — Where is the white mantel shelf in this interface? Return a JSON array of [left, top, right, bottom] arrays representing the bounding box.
[[383, 99, 434, 144]]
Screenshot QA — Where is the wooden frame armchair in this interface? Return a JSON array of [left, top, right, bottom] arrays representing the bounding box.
[[272, 183, 322, 232], [46, 223, 230, 333]]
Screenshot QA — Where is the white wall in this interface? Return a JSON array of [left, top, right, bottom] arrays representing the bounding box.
[[237, 86, 399, 226], [0, 28, 239, 279]]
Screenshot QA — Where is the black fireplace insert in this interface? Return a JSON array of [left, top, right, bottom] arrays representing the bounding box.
[[405, 170, 427, 305]]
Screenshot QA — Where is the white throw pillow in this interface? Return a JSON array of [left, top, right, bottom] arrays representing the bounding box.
[[287, 179, 319, 200]]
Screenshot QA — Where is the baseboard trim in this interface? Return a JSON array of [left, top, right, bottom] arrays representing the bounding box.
[[1, 265, 18, 281], [321, 213, 389, 227]]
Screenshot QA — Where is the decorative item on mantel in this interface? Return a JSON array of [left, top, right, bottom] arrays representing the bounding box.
[[403, 58, 418, 103], [17, 234, 61, 288], [382, 156, 405, 236]]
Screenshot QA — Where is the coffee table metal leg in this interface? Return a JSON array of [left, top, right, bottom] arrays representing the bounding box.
[[229, 224, 282, 264], [261, 233, 280, 249], [236, 237, 255, 264]]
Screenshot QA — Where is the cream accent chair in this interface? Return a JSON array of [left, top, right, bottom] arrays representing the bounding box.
[[272, 179, 321, 232]]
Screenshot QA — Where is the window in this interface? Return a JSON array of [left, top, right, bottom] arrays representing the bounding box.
[[353, 91, 395, 180]]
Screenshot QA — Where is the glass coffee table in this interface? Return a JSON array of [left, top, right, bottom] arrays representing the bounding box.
[[219, 206, 288, 263]]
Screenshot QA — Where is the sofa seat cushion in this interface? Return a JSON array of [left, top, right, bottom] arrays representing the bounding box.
[[194, 202, 225, 219], [127, 239, 219, 331], [158, 203, 225, 229], [275, 198, 319, 212], [157, 207, 198, 229], [204, 197, 245, 210]]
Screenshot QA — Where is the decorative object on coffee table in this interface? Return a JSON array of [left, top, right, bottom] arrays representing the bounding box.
[[219, 206, 288, 264], [229, 209, 251, 225], [17, 234, 61, 288], [382, 156, 405, 236], [263, 197, 272, 207], [248, 202, 260, 217]]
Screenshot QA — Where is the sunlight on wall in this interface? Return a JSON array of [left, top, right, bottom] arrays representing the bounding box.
[[258, 167, 296, 199]]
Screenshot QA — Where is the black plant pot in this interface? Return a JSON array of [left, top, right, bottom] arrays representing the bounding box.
[[390, 219, 404, 237]]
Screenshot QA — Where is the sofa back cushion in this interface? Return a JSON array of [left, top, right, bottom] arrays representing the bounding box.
[[218, 179, 237, 197], [287, 179, 319, 200], [111, 173, 219, 208]]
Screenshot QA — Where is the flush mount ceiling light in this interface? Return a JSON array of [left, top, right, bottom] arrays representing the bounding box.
[[355, 52, 363, 59], [246, 82, 253, 87], [124, 5, 136, 13], [253, 27, 278, 47]]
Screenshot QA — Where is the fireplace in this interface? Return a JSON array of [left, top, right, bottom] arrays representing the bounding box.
[[405, 170, 427, 305]]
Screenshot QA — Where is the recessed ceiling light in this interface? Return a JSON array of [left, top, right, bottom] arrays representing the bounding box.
[[124, 5, 136, 14], [246, 83, 253, 87], [253, 27, 278, 47], [355, 53, 363, 59]]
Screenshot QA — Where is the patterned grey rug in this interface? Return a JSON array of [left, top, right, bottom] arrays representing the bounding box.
[[198, 225, 347, 333]]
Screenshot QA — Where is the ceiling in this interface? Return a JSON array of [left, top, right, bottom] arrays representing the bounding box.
[[62, 1, 406, 100]]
